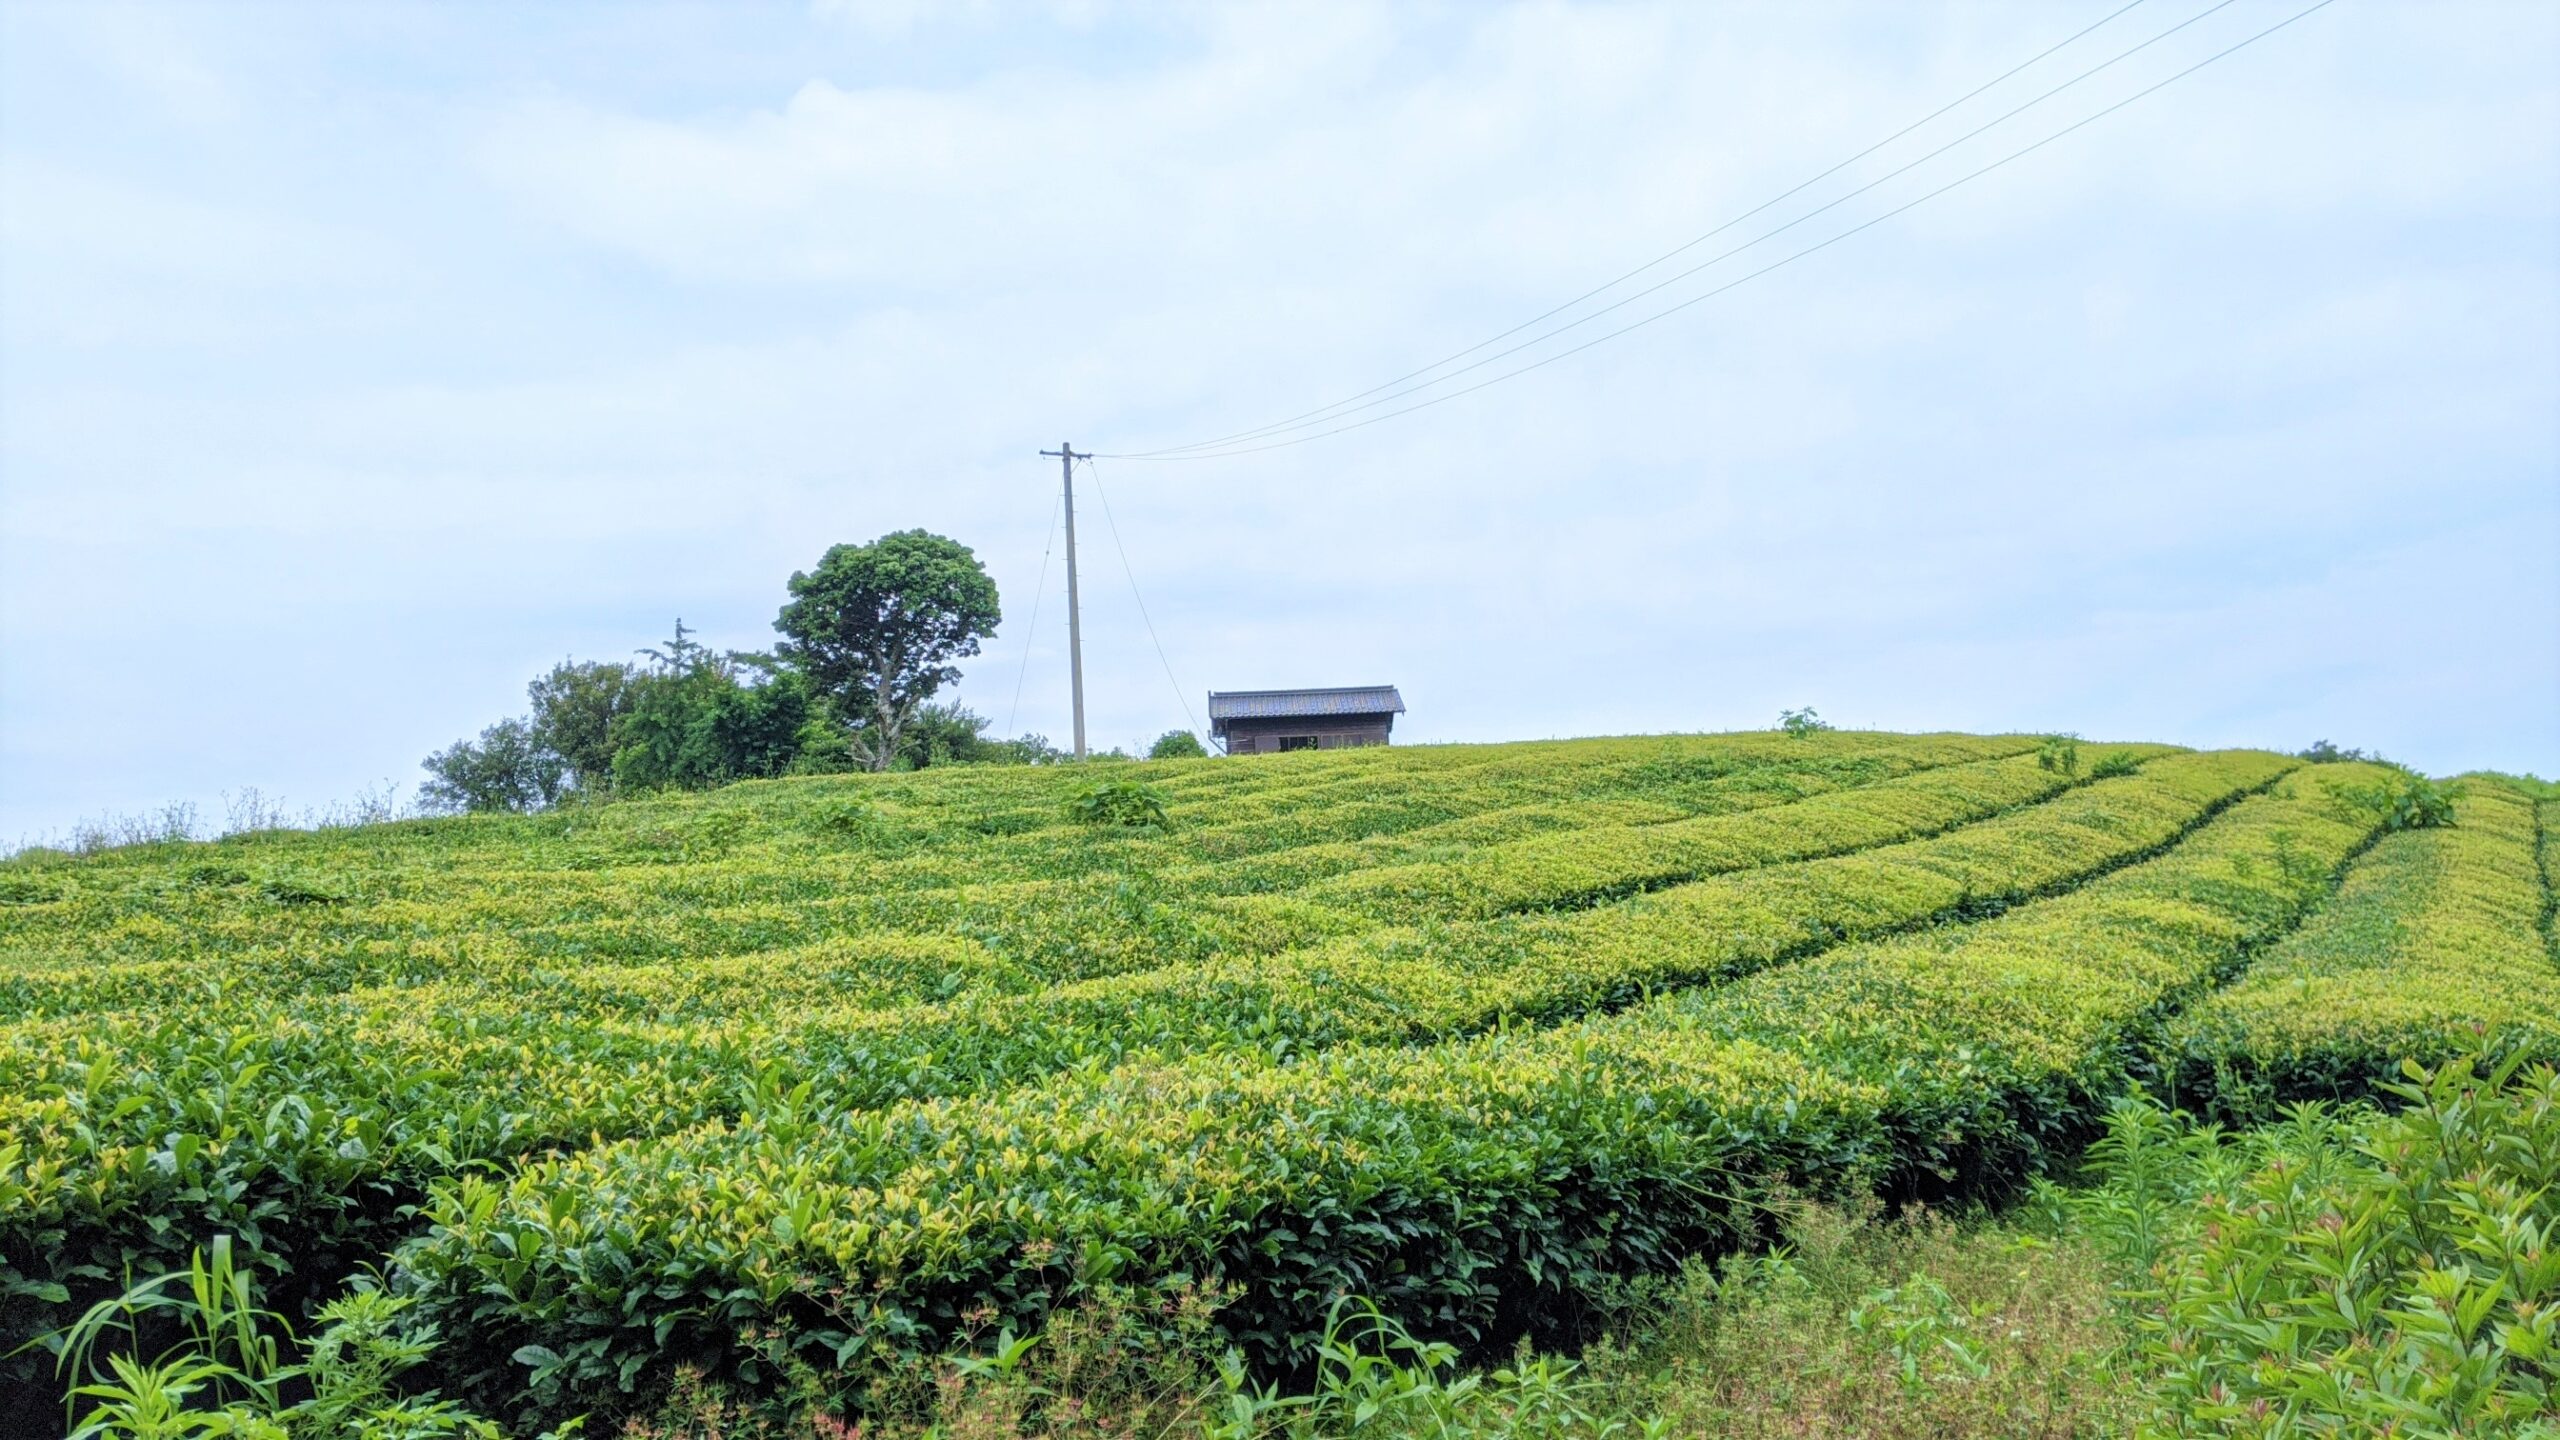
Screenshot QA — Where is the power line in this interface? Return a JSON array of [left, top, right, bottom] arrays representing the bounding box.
[[1116, 0, 2337, 463], [1004, 491, 1061, 738], [1083, 457, 1203, 738], [1121, 0, 2159, 458], [1114, 0, 2239, 460]]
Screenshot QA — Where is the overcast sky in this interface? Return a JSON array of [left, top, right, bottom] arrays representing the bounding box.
[[2, 0, 2554, 842]]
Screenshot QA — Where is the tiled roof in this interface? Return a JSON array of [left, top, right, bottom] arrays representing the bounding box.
[[1206, 685, 1406, 722]]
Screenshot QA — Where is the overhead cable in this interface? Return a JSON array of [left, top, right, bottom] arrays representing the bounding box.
[[1112, 0, 2242, 459], [1115, 0, 2336, 462], [1005, 491, 1061, 738], [1083, 458, 1203, 737]]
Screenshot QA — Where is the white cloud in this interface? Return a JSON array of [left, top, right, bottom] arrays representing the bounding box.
[[3, 0, 2555, 839]]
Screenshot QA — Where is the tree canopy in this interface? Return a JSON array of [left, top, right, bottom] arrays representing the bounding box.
[[1149, 729, 1207, 759], [607, 629, 811, 793], [527, 659, 636, 794], [419, 719, 566, 814], [774, 530, 1001, 772], [414, 532, 1070, 812]]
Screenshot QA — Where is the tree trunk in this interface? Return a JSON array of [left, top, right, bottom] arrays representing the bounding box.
[[866, 641, 907, 772]]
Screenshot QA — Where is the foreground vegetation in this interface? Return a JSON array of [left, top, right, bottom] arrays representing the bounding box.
[[3, 730, 2552, 1435], [44, 1054, 2560, 1438]]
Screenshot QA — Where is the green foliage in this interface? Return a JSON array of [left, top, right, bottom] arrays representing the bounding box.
[[1778, 707, 1829, 739], [809, 799, 881, 839], [2170, 779, 2558, 1116], [8, 729, 2527, 1430], [429, 624, 816, 810], [2059, 1056, 2560, 1438], [2296, 738, 2379, 764], [15, 731, 1974, 1370], [418, 718, 565, 814], [2344, 765, 2461, 833], [624, 1286, 1645, 1440], [399, 759, 2385, 1418], [774, 531, 1002, 772], [889, 701, 1010, 770], [978, 731, 1069, 766], [681, 1060, 2560, 1439], [2035, 733, 2080, 776], [1307, 744, 2165, 924], [1063, 776, 1170, 829], [1211, 1299, 1634, 1440], [1847, 1275, 1991, 1395], [525, 660, 637, 796], [787, 706, 862, 775], [2089, 749, 2142, 779], [1150, 730, 1209, 760], [1576, 1197, 2134, 1439], [253, 866, 351, 907], [608, 626, 812, 793], [43, 1237, 558, 1440]]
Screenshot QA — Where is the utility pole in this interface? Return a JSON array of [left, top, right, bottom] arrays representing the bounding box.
[[1039, 442, 1091, 759]]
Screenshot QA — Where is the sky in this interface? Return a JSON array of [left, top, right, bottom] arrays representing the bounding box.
[[2, 0, 2555, 843]]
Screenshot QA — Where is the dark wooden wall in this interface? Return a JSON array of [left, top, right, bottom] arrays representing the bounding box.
[[1218, 715, 1395, 755]]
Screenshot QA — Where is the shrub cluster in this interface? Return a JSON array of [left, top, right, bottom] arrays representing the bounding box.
[[2065, 1057, 2560, 1437]]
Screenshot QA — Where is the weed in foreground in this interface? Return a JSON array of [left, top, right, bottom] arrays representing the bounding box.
[[1579, 1196, 2134, 1440], [38, 1235, 573, 1440]]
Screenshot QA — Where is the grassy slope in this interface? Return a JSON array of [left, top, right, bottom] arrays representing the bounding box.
[[410, 754, 2372, 1414], [4, 734, 2544, 1431], [0, 732, 2049, 1359]]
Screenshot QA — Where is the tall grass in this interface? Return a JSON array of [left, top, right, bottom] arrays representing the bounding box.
[[6, 782, 417, 860]]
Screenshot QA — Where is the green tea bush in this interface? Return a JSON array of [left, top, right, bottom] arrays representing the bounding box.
[[2171, 780, 2559, 1116], [5, 734, 2005, 1382], [1308, 747, 2170, 924], [401, 763, 2391, 1419], [3, 729, 2520, 1429]]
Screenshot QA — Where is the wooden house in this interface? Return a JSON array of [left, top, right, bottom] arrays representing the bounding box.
[[1207, 685, 1406, 755]]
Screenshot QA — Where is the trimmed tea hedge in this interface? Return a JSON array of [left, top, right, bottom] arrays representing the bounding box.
[[5, 731, 2521, 1431], [400, 760, 2389, 1417], [0, 731, 2038, 1379], [2169, 777, 2560, 1115]]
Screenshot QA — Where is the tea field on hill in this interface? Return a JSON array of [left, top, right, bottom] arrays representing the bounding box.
[[3, 731, 2554, 1432]]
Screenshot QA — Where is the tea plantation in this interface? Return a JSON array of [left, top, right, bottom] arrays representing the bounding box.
[[4, 731, 2553, 1432]]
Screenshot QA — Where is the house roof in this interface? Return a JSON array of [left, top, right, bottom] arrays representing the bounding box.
[[1206, 685, 1406, 723]]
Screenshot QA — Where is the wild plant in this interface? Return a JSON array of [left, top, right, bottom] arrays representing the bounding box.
[[2057, 1056, 2560, 1438], [1064, 777, 1170, 829], [2036, 733, 2081, 776], [39, 1237, 563, 1440]]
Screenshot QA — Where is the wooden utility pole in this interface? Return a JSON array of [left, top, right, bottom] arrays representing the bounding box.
[[1040, 442, 1092, 759]]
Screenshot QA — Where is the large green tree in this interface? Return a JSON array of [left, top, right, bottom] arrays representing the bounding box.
[[527, 659, 636, 795], [774, 531, 1001, 772], [608, 624, 810, 792], [418, 718, 566, 814], [1148, 729, 1207, 759]]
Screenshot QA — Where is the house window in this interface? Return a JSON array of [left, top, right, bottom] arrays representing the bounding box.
[[1278, 735, 1319, 752]]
